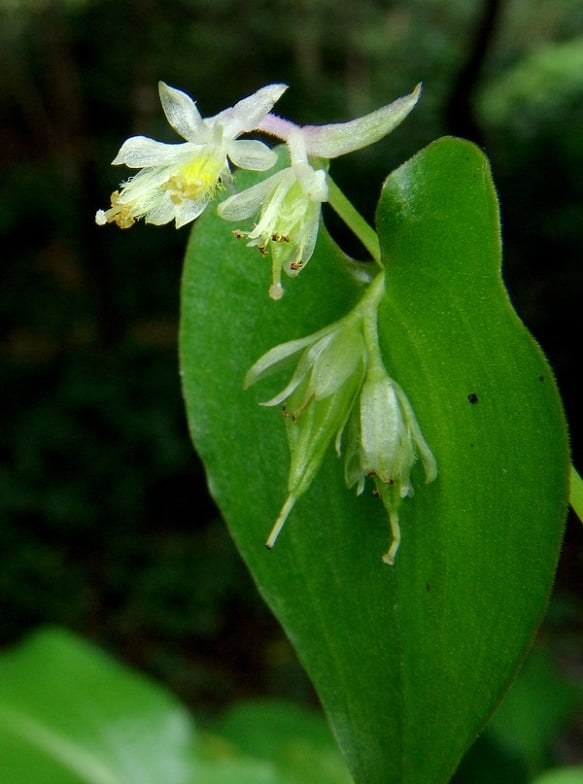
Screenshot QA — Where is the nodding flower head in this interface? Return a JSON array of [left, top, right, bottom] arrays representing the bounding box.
[[218, 129, 328, 300], [245, 309, 367, 548], [96, 81, 287, 229], [246, 272, 437, 563], [341, 364, 437, 564], [218, 84, 421, 298]]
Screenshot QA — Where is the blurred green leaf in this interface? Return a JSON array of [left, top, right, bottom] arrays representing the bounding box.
[[180, 137, 568, 784], [0, 627, 195, 784], [480, 36, 583, 134], [215, 700, 353, 784], [487, 648, 581, 774], [188, 756, 292, 784], [533, 769, 583, 784], [452, 731, 529, 784], [453, 645, 581, 783]]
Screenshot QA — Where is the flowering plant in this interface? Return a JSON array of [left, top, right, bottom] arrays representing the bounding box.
[[96, 79, 577, 784]]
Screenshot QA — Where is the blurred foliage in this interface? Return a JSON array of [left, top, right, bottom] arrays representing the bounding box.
[[0, 627, 353, 784], [0, 0, 582, 774], [0, 627, 580, 783]]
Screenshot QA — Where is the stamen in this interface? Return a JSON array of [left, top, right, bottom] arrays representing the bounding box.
[[96, 191, 135, 229]]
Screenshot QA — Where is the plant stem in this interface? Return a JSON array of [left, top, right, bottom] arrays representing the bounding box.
[[326, 175, 382, 266], [570, 464, 583, 524]]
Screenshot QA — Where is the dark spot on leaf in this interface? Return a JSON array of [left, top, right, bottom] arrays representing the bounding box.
[[426, 583, 431, 592], [539, 375, 545, 382], [468, 393, 479, 404]]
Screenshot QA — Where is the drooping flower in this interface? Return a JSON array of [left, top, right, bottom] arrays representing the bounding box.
[[218, 128, 328, 299], [245, 308, 367, 547], [218, 84, 421, 298], [246, 271, 437, 562], [96, 81, 287, 229], [340, 353, 437, 565]]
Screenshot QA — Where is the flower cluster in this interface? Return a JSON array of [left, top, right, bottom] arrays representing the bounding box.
[[96, 80, 420, 298], [97, 79, 436, 563], [245, 273, 437, 564]]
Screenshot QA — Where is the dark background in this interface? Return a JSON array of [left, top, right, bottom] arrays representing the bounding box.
[[1, 0, 581, 744]]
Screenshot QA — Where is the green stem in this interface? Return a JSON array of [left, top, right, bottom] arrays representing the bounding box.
[[326, 175, 382, 266], [570, 464, 583, 524]]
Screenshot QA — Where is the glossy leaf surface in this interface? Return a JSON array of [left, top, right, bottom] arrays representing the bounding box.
[[180, 137, 568, 783]]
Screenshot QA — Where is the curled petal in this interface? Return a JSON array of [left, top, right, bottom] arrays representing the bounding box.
[[112, 137, 196, 168], [158, 81, 203, 141], [227, 139, 278, 171], [302, 84, 421, 159]]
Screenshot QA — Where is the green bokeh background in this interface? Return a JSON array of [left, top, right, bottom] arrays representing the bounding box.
[[1, 0, 581, 771]]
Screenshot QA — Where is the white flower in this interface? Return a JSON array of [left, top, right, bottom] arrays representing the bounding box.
[[95, 81, 287, 229], [218, 128, 328, 300], [218, 84, 421, 298]]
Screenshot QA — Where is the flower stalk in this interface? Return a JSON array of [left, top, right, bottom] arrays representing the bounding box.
[[326, 175, 381, 265]]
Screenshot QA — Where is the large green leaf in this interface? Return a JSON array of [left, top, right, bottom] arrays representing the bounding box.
[[0, 627, 195, 784], [180, 137, 568, 784]]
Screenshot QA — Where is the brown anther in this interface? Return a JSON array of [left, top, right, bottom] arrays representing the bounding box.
[[232, 229, 246, 239], [289, 260, 303, 271], [271, 232, 290, 243]]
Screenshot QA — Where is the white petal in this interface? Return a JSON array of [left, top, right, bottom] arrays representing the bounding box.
[[158, 81, 203, 141], [227, 139, 278, 171], [216, 83, 288, 138], [285, 202, 322, 275], [174, 198, 207, 228], [302, 84, 421, 158], [144, 196, 177, 226], [217, 171, 285, 221], [244, 323, 335, 389], [360, 373, 402, 482], [116, 166, 173, 203], [112, 136, 195, 168], [310, 325, 364, 400]]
